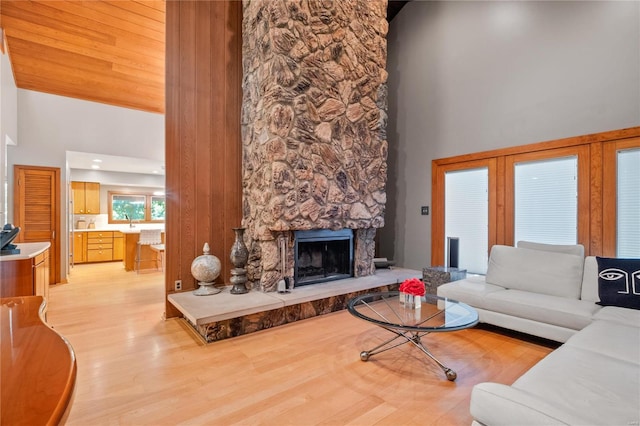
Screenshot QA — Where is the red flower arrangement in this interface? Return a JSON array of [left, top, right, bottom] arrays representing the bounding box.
[[399, 277, 425, 296]]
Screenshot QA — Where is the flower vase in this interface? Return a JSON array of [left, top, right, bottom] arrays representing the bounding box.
[[400, 292, 421, 309], [230, 227, 249, 294]]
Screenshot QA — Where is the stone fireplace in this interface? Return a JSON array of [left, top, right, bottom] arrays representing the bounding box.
[[241, 0, 388, 291], [294, 229, 354, 285]]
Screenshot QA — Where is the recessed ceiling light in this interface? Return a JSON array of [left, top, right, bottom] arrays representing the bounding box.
[[152, 170, 159, 174], [91, 164, 100, 169], [92, 159, 103, 163]]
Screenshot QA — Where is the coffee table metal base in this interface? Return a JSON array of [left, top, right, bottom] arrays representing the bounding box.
[[359, 326, 457, 381]]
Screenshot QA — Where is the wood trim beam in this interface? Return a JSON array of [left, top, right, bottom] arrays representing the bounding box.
[[433, 127, 640, 167]]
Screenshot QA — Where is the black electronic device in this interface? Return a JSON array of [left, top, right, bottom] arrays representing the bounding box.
[[1, 224, 21, 255], [447, 237, 459, 269]]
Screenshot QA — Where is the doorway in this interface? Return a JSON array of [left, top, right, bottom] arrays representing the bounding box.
[[13, 165, 61, 284]]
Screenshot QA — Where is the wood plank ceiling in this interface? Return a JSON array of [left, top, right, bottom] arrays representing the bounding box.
[[0, 1, 406, 115], [0, 0, 165, 114]]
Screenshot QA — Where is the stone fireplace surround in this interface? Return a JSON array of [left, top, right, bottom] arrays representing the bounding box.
[[242, 0, 389, 292], [168, 0, 403, 343]]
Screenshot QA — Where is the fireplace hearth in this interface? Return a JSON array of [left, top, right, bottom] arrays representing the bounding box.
[[294, 229, 354, 286]]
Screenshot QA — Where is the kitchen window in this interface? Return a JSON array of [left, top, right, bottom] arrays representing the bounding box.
[[108, 191, 165, 224]]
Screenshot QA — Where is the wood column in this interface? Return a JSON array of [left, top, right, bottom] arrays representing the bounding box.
[[165, 0, 242, 317]]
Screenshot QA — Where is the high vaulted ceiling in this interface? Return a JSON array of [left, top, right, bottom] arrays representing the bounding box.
[[1, 0, 165, 114], [1, 1, 407, 116]]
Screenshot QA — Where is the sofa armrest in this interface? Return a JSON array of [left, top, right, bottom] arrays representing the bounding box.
[[470, 383, 589, 426]]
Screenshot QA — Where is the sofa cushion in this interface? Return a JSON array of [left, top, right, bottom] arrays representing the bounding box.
[[517, 240, 585, 257], [471, 382, 594, 425], [484, 289, 599, 330], [436, 276, 504, 310], [565, 320, 640, 364], [486, 245, 585, 299], [593, 305, 640, 327], [580, 256, 599, 302], [596, 257, 640, 310], [511, 345, 640, 426]]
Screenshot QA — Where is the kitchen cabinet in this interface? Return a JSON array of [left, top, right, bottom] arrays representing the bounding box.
[[72, 232, 87, 264], [0, 244, 50, 307], [113, 232, 124, 261], [87, 231, 113, 262], [71, 181, 100, 214], [33, 251, 50, 303], [73, 231, 124, 263]]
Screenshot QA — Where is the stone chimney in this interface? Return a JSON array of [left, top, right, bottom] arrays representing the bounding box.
[[241, 0, 389, 291]]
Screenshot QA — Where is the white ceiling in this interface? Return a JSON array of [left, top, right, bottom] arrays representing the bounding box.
[[67, 151, 165, 176]]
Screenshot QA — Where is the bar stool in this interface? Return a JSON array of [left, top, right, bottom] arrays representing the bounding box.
[[135, 229, 162, 273], [150, 243, 165, 272]]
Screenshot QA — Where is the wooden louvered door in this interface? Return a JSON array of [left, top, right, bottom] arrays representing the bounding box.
[[13, 165, 60, 285]]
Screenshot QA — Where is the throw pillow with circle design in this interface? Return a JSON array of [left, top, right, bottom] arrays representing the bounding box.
[[596, 257, 640, 310]]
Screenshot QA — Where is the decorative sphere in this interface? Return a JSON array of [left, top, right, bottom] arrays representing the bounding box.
[[191, 253, 221, 284]]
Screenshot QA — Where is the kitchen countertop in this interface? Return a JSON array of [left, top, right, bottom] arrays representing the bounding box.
[[0, 242, 51, 261], [74, 227, 165, 234], [119, 228, 164, 234]]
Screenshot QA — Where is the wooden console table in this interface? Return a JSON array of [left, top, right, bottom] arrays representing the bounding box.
[[1, 296, 77, 425]]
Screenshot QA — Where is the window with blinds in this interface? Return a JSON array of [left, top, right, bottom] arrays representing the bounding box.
[[444, 167, 489, 274], [514, 156, 578, 245], [617, 148, 640, 257]]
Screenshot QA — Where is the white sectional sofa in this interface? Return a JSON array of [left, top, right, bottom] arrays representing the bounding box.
[[437, 243, 640, 426]]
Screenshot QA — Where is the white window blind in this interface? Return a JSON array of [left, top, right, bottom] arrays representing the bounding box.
[[445, 168, 489, 274], [617, 148, 640, 258], [514, 156, 578, 245]]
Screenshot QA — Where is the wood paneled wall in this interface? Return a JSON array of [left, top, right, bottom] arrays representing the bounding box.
[[165, 0, 242, 317]]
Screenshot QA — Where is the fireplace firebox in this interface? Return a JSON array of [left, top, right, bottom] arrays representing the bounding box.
[[294, 229, 354, 286]]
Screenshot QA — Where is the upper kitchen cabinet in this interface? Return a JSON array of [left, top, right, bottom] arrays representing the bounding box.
[[71, 181, 100, 214]]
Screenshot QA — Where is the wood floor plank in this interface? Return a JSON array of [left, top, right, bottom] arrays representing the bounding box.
[[47, 262, 554, 425]]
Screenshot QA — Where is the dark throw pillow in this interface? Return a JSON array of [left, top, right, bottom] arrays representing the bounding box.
[[596, 257, 640, 310]]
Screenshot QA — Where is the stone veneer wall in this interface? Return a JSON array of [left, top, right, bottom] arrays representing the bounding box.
[[242, 0, 389, 291], [195, 282, 399, 342]]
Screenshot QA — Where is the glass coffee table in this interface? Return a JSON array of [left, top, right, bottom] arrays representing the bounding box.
[[347, 291, 479, 381]]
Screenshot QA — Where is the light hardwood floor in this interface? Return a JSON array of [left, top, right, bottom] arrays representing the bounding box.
[[48, 262, 554, 425]]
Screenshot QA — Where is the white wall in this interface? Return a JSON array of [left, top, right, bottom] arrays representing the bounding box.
[[380, 1, 640, 269], [0, 48, 18, 225], [7, 89, 164, 280]]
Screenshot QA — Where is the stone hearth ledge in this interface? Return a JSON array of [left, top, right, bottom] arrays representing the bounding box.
[[168, 268, 420, 329]]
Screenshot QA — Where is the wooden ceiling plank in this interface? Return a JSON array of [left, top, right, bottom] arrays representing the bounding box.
[[8, 36, 113, 73], [29, 0, 164, 39], [3, 1, 164, 55], [5, 21, 164, 71], [14, 76, 163, 109], [103, 0, 165, 25], [10, 50, 164, 92], [111, 62, 165, 84], [15, 69, 164, 113], [132, 0, 165, 13], [1, 15, 164, 62], [1, 0, 166, 114], [77, 0, 165, 40], [3, 1, 117, 45]]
